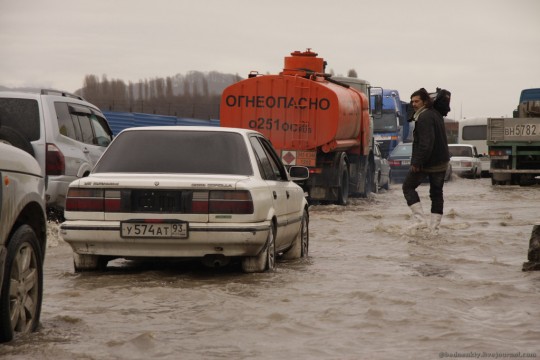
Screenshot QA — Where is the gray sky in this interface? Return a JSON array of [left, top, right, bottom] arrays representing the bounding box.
[[1, 0, 539, 119]]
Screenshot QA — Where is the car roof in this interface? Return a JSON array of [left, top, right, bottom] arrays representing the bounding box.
[[0, 89, 93, 105], [120, 126, 260, 135], [0, 90, 41, 100]]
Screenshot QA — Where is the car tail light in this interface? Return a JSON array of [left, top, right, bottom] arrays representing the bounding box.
[[46, 143, 65, 175], [209, 190, 253, 214], [489, 149, 511, 156], [191, 191, 209, 213], [186, 190, 255, 214], [65, 188, 104, 211], [104, 190, 122, 212], [388, 160, 401, 166], [461, 161, 473, 167]]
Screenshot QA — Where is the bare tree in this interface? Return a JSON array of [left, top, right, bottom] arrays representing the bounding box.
[[79, 71, 242, 119]]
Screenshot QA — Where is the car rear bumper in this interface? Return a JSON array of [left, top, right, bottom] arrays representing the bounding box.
[[60, 220, 271, 258], [390, 167, 409, 182], [452, 167, 475, 176]]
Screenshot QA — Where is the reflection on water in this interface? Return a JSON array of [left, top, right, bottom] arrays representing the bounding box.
[[2, 178, 539, 359]]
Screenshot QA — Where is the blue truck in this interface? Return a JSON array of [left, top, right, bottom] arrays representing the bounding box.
[[370, 89, 412, 158]]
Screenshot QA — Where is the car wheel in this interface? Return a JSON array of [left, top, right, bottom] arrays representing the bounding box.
[[73, 253, 108, 272], [0, 127, 34, 157], [0, 225, 43, 343], [242, 225, 276, 273], [373, 171, 380, 193], [282, 209, 309, 260]]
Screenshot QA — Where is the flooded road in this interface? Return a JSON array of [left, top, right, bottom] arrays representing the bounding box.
[[2, 177, 539, 359]]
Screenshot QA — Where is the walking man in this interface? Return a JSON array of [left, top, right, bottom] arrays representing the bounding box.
[[403, 88, 450, 235]]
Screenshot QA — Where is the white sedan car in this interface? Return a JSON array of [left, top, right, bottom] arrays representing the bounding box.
[[448, 144, 482, 179], [60, 126, 309, 273]]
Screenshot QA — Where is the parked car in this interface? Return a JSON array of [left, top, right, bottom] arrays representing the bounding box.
[[60, 126, 310, 273], [0, 143, 47, 343], [0, 89, 114, 219], [373, 142, 390, 191], [388, 143, 452, 183], [448, 144, 482, 178]]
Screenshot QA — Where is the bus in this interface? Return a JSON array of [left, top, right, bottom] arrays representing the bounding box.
[[458, 117, 490, 176]]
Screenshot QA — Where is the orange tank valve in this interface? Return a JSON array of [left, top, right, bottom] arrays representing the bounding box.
[[282, 49, 325, 76]]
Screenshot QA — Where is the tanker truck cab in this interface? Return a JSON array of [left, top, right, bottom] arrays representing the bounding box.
[[220, 49, 376, 205]]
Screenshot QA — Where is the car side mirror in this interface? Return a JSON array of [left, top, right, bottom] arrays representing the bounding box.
[[288, 166, 309, 181]]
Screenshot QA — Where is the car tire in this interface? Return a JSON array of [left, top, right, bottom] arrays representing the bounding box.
[[0, 225, 43, 343], [282, 209, 309, 260], [373, 171, 380, 194], [73, 253, 108, 272], [242, 225, 275, 273], [0, 127, 34, 157]]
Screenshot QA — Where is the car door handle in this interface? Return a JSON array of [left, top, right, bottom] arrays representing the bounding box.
[[273, 191, 277, 199], [286, 191, 290, 199]]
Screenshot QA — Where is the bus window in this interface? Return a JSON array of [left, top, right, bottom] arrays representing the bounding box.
[[462, 124, 487, 141]]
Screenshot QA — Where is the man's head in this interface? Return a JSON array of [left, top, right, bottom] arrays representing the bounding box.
[[410, 88, 433, 112]]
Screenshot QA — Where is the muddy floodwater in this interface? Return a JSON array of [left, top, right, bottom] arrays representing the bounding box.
[[2, 177, 539, 360]]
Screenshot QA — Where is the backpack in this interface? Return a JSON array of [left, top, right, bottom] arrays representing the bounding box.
[[430, 88, 451, 117]]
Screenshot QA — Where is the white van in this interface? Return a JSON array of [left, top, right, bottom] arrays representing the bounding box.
[[458, 117, 490, 176]]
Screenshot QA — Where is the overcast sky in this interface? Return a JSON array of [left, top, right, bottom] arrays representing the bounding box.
[[1, 0, 539, 119]]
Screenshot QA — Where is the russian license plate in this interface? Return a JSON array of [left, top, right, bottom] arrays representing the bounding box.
[[120, 221, 188, 238]]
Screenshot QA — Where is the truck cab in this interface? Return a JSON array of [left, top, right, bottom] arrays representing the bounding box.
[[369, 89, 411, 158]]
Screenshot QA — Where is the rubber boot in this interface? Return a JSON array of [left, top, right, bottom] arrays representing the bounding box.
[[429, 213, 443, 235], [408, 202, 428, 234]]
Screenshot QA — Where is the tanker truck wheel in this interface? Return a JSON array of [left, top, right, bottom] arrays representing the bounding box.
[[337, 162, 349, 205], [360, 163, 373, 198]]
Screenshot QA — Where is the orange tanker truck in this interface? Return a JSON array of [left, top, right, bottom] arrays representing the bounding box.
[[220, 49, 375, 205]]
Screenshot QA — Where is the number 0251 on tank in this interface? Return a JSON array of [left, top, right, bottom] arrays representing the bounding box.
[[120, 221, 188, 238]]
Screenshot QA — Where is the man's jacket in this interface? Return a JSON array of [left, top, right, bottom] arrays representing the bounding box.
[[411, 107, 450, 169]]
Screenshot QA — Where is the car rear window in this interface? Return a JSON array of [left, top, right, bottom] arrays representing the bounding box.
[[390, 144, 412, 156], [0, 98, 40, 141], [94, 130, 253, 175], [449, 146, 472, 157]]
